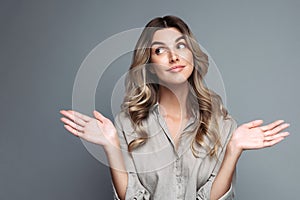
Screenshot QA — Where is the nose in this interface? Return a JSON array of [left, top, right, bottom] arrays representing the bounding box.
[[169, 50, 179, 63]]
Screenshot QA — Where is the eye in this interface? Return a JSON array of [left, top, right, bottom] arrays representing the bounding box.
[[154, 47, 166, 55], [177, 42, 187, 49]]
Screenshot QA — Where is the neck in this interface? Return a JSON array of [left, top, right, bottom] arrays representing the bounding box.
[[158, 82, 190, 118]]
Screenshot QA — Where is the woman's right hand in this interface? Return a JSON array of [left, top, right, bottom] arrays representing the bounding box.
[[60, 109, 118, 148]]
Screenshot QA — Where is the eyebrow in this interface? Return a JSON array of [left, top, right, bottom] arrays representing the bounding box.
[[151, 35, 186, 47]]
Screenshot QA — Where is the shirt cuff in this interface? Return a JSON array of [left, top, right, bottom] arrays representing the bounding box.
[[218, 184, 234, 200], [112, 183, 120, 200], [112, 173, 151, 200], [197, 183, 234, 200], [126, 172, 150, 199]]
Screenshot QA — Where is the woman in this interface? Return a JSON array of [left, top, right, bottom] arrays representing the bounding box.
[[60, 15, 290, 200]]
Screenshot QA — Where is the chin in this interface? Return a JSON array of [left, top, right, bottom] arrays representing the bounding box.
[[161, 78, 190, 86]]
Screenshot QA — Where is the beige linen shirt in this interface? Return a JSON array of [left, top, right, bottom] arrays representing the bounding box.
[[113, 103, 237, 200]]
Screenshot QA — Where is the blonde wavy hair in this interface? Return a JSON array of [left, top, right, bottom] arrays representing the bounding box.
[[122, 15, 229, 157]]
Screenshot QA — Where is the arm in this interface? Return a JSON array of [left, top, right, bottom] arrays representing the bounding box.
[[210, 119, 290, 200], [104, 138, 128, 200], [60, 110, 128, 199], [113, 113, 151, 200], [60, 110, 151, 200]]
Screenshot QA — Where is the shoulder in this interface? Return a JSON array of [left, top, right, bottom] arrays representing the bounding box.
[[217, 114, 238, 146], [222, 114, 237, 131], [114, 104, 158, 132], [113, 110, 133, 132]]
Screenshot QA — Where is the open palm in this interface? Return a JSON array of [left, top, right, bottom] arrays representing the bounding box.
[[231, 119, 290, 151], [60, 110, 118, 147]]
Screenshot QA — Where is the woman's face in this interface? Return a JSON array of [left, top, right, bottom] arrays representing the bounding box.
[[150, 27, 194, 85]]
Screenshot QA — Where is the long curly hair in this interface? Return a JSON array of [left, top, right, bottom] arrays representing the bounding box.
[[122, 15, 229, 157]]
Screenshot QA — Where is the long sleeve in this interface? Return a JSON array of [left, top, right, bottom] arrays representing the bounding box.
[[196, 116, 237, 200], [196, 172, 236, 200], [112, 113, 151, 200], [112, 173, 151, 200]]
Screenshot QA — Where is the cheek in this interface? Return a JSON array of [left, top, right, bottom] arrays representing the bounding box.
[[150, 55, 169, 65], [148, 62, 165, 75], [185, 52, 194, 65], [178, 50, 193, 65]]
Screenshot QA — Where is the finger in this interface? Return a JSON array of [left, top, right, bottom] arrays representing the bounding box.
[[63, 124, 83, 137], [260, 120, 284, 132], [244, 120, 264, 129], [263, 137, 286, 148], [60, 117, 85, 132], [69, 110, 91, 122], [60, 110, 89, 126], [93, 110, 106, 122], [264, 123, 290, 136], [264, 132, 290, 141]]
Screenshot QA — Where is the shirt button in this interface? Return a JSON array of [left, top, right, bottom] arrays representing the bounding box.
[[177, 184, 181, 190]]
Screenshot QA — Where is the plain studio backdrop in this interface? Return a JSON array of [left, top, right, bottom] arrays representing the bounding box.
[[1, 0, 299, 199]]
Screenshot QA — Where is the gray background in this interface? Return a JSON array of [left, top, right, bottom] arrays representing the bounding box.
[[1, 0, 299, 199]]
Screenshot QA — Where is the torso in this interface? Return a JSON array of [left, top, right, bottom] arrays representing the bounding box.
[[115, 108, 236, 199]]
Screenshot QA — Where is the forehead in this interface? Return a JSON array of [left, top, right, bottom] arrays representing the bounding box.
[[152, 27, 184, 44]]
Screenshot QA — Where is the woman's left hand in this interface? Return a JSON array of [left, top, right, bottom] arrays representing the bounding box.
[[229, 119, 290, 155]]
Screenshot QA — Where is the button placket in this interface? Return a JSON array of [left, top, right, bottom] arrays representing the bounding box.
[[175, 158, 184, 199]]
